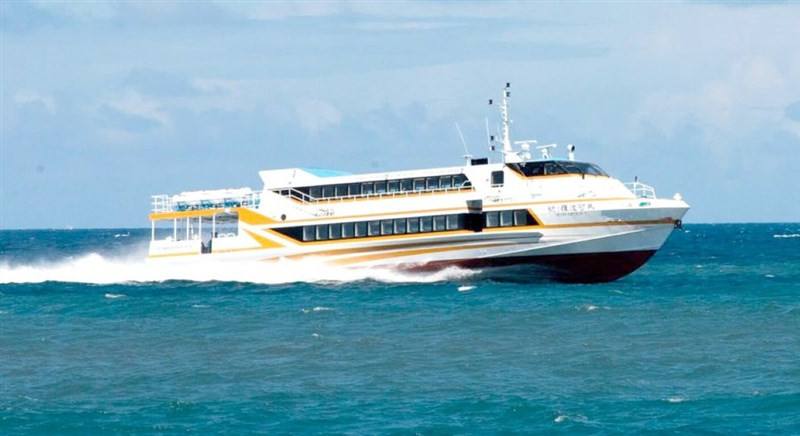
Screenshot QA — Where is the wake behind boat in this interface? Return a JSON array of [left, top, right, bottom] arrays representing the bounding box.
[[147, 84, 689, 283]]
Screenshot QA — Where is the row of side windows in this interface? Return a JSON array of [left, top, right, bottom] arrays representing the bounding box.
[[299, 174, 471, 200], [273, 209, 537, 242], [298, 214, 467, 242]]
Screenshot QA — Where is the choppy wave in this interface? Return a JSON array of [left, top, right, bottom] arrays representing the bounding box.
[[773, 234, 800, 239], [0, 252, 475, 285]]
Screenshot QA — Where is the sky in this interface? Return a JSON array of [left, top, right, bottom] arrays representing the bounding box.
[[1, 1, 799, 228]]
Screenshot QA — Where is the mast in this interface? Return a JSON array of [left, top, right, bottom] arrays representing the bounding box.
[[500, 82, 512, 157]]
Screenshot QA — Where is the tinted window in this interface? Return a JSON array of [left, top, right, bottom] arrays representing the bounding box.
[[439, 175, 452, 188], [355, 221, 367, 237], [500, 210, 514, 227], [335, 185, 347, 196], [303, 226, 315, 241], [368, 220, 381, 236], [491, 171, 504, 186], [394, 219, 406, 234], [433, 216, 446, 231], [453, 174, 467, 187], [401, 179, 413, 191], [426, 177, 439, 190], [407, 217, 420, 233], [375, 181, 387, 194], [342, 222, 355, 238], [388, 180, 399, 193], [316, 225, 329, 240], [362, 183, 374, 195], [514, 210, 529, 226], [420, 216, 433, 232], [446, 215, 463, 230], [329, 224, 341, 239], [309, 187, 322, 198], [322, 186, 335, 198], [486, 211, 499, 228], [414, 179, 425, 191], [381, 220, 393, 235]]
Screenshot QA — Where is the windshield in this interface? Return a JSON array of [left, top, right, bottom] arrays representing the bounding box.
[[509, 161, 608, 177]]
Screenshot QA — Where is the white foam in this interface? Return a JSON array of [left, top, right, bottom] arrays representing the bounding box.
[[665, 396, 686, 403], [773, 233, 800, 239], [191, 304, 210, 308], [554, 415, 567, 423], [104, 293, 126, 299], [0, 251, 476, 285], [457, 285, 475, 292], [302, 306, 334, 313]]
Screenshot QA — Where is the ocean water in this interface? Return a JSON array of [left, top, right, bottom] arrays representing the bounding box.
[[1, 224, 799, 434]]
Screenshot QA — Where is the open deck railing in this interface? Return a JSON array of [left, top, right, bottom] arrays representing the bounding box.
[[625, 181, 656, 199], [151, 191, 261, 213], [274, 184, 474, 204]]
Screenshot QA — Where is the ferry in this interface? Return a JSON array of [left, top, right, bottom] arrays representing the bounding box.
[[147, 84, 689, 283]]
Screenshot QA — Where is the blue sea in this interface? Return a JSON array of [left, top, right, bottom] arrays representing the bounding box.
[[1, 224, 799, 434]]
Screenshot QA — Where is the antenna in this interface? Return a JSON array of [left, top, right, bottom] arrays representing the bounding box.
[[455, 122, 472, 164]]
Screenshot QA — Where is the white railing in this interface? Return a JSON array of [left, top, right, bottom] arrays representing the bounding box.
[[151, 191, 261, 213], [274, 184, 474, 204], [625, 181, 656, 199]]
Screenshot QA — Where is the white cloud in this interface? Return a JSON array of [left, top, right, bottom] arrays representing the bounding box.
[[14, 90, 56, 113], [106, 90, 170, 127], [294, 99, 342, 134]]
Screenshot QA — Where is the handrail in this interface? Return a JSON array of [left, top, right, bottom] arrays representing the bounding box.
[[151, 192, 262, 213], [625, 181, 656, 199], [275, 184, 474, 204]]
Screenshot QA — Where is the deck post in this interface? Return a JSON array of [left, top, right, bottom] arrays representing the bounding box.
[[173, 218, 177, 240], [151, 221, 155, 241], [198, 216, 202, 240], [186, 217, 190, 240], [212, 214, 216, 238]]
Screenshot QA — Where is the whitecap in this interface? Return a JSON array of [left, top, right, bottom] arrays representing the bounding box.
[[302, 306, 334, 314], [765, 274, 775, 278], [191, 304, 210, 308], [457, 285, 475, 292], [104, 293, 126, 299], [311, 333, 320, 338], [665, 396, 686, 403], [773, 233, 800, 239], [554, 415, 567, 423]]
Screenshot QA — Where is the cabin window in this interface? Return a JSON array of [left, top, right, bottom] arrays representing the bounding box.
[[401, 179, 413, 192], [420, 216, 433, 232], [388, 180, 399, 193], [375, 181, 387, 194], [446, 215, 463, 230], [491, 171, 504, 186], [348, 183, 361, 196], [413, 179, 425, 191], [394, 219, 406, 234], [381, 220, 393, 235], [335, 185, 347, 197], [426, 177, 439, 190], [407, 217, 420, 233], [342, 222, 355, 238], [433, 215, 446, 231], [329, 223, 342, 239], [500, 210, 514, 227], [485, 211, 499, 228], [362, 182, 374, 195], [453, 174, 467, 187], [303, 226, 315, 241], [355, 221, 368, 237], [439, 175, 452, 189], [514, 210, 529, 226], [368, 220, 381, 236], [316, 225, 330, 240], [309, 187, 322, 198]]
